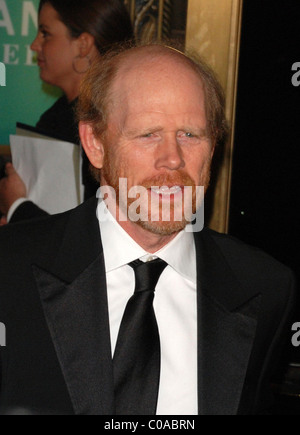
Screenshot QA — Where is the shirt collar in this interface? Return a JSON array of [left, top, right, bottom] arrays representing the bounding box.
[[97, 199, 196, 284]]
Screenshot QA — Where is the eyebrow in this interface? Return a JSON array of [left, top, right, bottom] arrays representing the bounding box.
[[189, 127, 208, 137], [39, 24, 50, 30]]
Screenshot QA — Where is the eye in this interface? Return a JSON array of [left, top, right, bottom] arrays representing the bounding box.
[[178, 131, 196, 139], [40, 29, 50, 39], [139, 132, 161, 140], [177, 130, 206, 145], [134, 131, 160, 145]]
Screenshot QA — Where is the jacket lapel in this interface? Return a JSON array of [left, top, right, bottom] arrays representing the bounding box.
[[195, 229, 261, 415], [32, 199, 114, 415]]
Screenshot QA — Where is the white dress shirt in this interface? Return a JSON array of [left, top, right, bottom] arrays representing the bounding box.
[[97, 199, 198, 415]]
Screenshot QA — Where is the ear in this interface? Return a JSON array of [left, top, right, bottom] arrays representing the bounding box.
[[79, 122, 104, 169], [77, 32, 96, 57]]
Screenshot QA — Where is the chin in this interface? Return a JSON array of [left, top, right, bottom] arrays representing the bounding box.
[[40, 71, 49, 83], [39, 71, 56, 87], [136, 219, 188, 236]]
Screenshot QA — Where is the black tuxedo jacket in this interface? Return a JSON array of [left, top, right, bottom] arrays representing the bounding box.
[[0, 198, 296, 415]]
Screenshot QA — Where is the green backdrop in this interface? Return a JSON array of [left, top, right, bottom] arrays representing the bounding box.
[[0, 0, 61, 145]]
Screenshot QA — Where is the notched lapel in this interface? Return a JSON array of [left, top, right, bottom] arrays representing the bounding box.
[[32, 255, 114, 415]]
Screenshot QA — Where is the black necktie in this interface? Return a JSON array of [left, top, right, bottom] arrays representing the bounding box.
[[113, 258, 168, 415]]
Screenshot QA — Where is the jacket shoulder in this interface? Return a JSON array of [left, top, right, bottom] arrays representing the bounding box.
[[201, 227, 295, 285], [0, 210, 71, 262], [0, 198, 98, 270]]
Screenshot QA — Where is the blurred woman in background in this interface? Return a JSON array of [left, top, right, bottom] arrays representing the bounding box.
[[0, 0, 133, 224]]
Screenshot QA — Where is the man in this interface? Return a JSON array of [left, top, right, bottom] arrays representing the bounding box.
[[0, 43, 296, 415]]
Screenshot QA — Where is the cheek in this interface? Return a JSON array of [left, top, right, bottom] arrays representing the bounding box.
[[112, 145, 154, 183], [103, 146, 128, 183], [185, 147, 213, 182], [44, 41, 73, 71]]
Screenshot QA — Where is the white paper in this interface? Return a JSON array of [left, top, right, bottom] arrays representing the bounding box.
[[10, 135, 83, 215]]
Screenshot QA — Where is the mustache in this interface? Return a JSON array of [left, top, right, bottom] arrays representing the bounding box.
[[140, 172, 195, 189]]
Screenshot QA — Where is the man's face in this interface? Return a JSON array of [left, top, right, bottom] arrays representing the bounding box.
[[100, 53, 214, 235]]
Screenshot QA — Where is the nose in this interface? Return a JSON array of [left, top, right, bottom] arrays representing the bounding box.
[[31, 34, 42, 53], [154, 135, 185, 172]]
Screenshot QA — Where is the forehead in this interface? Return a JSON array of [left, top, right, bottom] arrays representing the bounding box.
[[110, 49, 206, 116], [39, 3, 59, 21]]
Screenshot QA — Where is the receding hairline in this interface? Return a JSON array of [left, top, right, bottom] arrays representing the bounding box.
[[110, 43, 205, 80], [103, 43, 209, 117]]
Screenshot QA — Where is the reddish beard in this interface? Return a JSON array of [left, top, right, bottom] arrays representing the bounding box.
[[101, 153, 211, 235]]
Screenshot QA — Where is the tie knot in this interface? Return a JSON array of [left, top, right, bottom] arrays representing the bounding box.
[[129, 258, 168, 293]]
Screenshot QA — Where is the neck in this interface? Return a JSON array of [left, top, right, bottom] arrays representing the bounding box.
[[61, 76, 81, 103], [63, 50, 99, 102], [63, 86, 79, 103]]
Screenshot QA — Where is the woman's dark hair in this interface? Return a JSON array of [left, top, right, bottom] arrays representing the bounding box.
[[39, 0, 134, 55]]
